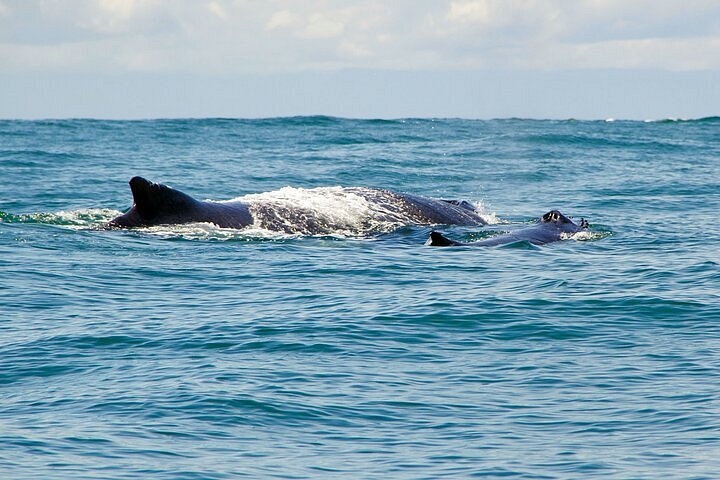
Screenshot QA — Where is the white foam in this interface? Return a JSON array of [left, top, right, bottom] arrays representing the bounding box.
[[561, 230, 601, 241], [28, 208, 120, 229], [472, 202, 501, 225], [237, 186, 379, 235], [644, 117, 689, 123], [137, 222, 294, 241], [228, 186, 493, 236]]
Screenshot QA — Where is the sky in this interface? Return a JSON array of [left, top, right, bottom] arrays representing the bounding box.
[[1, 0, 719, 119]]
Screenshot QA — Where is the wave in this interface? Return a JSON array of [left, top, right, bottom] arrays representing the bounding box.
[[645, 116, 720, 124], [521, 133, 630, 148], [520, 132, 688, 151], [0, 149, 93, 162]]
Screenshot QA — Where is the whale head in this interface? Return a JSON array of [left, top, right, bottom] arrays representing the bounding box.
[[541, 210, 574, 224], [540, 210, 588, 233], [106, 176, 201, 228]]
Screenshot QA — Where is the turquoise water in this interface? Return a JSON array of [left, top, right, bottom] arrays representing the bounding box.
[[2, 117, 720, 479]]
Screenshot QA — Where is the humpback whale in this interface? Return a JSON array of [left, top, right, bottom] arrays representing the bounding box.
[[106, 177, 487, 234], [426, 210, 587, 247]]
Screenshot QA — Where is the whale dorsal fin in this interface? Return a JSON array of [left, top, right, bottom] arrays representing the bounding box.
[[128, 176, 156, 217], [129, 176, 199, 220], [426, 231, 463, 247]]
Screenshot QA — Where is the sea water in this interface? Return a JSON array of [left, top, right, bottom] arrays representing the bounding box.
[[1, 117, 720, 479]]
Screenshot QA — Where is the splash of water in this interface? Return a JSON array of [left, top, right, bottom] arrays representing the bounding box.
[[234, 186, 496, 235], [0, 208, 119, 229]]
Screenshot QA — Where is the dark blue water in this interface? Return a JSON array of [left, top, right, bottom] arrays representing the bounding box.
[[2, 117, 720, 479]]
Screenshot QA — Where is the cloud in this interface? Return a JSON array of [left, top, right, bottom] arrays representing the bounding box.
[[266, 10, 299, 30], [0, 0, 718, 74], [206, 1, 228, 20]]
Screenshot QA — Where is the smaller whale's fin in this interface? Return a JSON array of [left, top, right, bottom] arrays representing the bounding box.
[[128, 176, 199, 221], [426, 231, 464, 247]]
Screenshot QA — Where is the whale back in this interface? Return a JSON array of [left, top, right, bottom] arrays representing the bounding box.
[[426, 210, 587, 247], [106, 177, 484, 231]]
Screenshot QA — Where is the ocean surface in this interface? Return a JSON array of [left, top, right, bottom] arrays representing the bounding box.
[[1, 116, 719, 479]]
